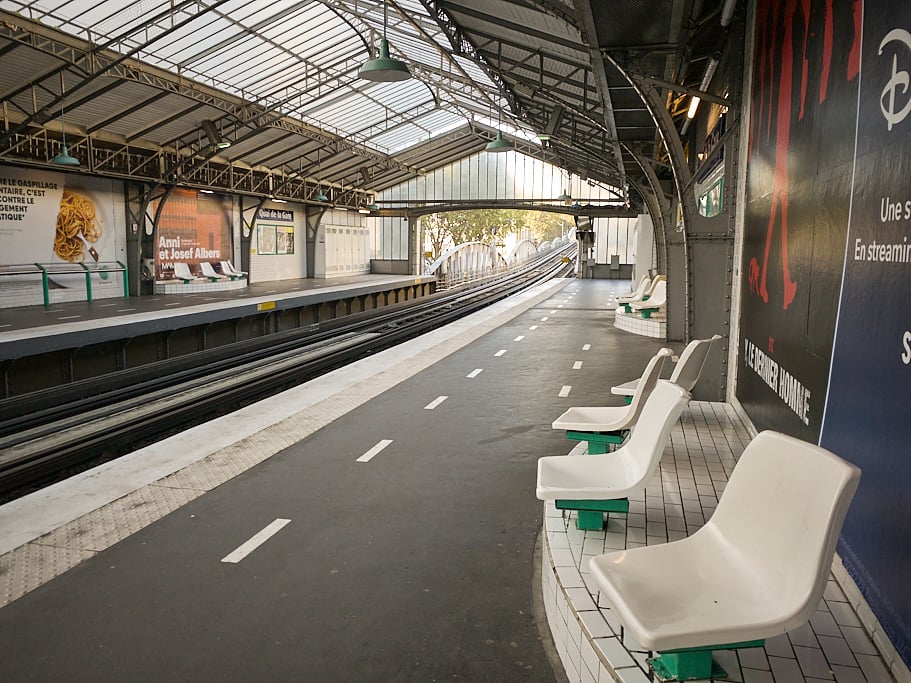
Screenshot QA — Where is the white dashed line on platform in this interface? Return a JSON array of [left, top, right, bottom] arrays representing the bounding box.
[[221, 518, 291, 564], [582, 344, 591, 351], [356, 439, 393, 463], [494, 349, 507, 357], [559, 386, 572, 397], [514, 335, 525, 342], [573, 361, 583, 370], [58, 315, 81, 320], [466, 368, 483, 378], [424, 396, 448, 410], [541, 317, 549, 322], [529, 325, 538, 330]]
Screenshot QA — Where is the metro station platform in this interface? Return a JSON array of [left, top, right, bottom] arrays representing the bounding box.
[[0, 280, 895, 682], [0, 273, 436, 360]]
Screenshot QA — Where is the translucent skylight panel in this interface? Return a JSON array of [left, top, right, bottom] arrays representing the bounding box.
[[310, 94, 382, 127], [218, 0, 285, 23], [146, 17, 239, 63], [67, 0, 164, 38], [372, 123, 429, 151], [1, 0, 538, 161]]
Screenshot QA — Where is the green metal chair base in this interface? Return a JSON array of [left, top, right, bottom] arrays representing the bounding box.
[[555, 498, 630, 530], [648, 640, 764, 681], [565, 430, 626, 454], [640, 308, 657, 318]]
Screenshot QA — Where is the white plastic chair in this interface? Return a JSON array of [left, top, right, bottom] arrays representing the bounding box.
[[172, 262, 200, 283], [220, 260, 247, 277], [621, 274, 664, 311], [552, 347, 673, 452], [199, 261, 228, 281], [589, 431, 861, 681], [537, 381, 690, 529], [612, 334, 722, 397], [630, 279, 666, 318], [616, 274, 650, 305]]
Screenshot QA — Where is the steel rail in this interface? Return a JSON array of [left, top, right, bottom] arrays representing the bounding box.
[[0, 248, 576, 498]]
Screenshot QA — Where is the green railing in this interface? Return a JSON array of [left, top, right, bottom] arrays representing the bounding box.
[[1, 261, 128, 307]]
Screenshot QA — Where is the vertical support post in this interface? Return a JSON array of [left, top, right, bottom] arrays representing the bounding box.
[[118, 261, 129, 298], [36, 263, 49, 307], [80, 263, 92, 302]]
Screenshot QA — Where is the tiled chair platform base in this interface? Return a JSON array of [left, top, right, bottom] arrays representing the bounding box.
[[154, 278, 247, 294], [540, 401, 903, 683], [613, 308, 666, 339]]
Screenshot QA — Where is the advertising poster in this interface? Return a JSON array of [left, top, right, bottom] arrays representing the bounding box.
[[0, 167, 117, 265], [821, 0, 911, 666], [0, 166, 122, 303], [153, 188, 232, 280], [737, 0, 861, 441], [255, 207, 295, 256]]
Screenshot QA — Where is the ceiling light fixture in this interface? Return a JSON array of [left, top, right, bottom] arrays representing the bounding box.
[[486, 42, 514, 153], [358, 0, 411, 82], [202, 119, 231, 149], [720, 0, 737, 26], [543, 105, 564, 140], [681, 54, 720, 134], [557, 190, 572, 205], [485, 130, 513, 153], [51, 95, 80, 166]]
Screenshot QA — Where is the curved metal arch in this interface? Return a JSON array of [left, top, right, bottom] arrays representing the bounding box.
[[507, 239, 540, 266], [425, 240, 506, 277]]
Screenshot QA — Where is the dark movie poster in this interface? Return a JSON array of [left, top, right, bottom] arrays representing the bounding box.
[[738, 0, 861, 441], [821, 0, 911, 666]]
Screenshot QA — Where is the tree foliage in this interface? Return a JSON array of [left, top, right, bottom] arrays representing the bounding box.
[[423, 209, 573, 257]]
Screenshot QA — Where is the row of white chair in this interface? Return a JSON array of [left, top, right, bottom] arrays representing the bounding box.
[[172, 261, 247, 283], [618, 274, 667, 318], [535, 336, 861, 681]]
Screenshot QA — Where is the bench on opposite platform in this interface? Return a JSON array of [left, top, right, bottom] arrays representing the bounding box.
[[588, 431, 861, 681], [537, 380, 691, 530]]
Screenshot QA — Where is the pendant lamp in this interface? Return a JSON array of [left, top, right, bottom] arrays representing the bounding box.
[[485, 130, 513, 153], [52, 100, 80, 166], [359, 1, 411, 82]]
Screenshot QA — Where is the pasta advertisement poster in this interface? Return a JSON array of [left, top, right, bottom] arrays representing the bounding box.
[[0, 166, 117, 267]]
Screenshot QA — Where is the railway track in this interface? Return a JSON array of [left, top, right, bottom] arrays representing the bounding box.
[[0, 248, 575, 498]]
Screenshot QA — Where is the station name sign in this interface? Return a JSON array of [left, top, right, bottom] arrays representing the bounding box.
[[257, 207, 294, 222]]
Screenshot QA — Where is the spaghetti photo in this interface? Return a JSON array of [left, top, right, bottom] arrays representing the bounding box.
[[53, 189, 102, 262]]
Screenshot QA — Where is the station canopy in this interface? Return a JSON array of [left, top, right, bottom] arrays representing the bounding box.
[[0, 0, 733, 207]]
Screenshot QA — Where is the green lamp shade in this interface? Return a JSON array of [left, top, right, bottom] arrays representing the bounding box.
[[52, 145, 80, 166], [359, 39, 411, 82], [485, 130, 513, 153]]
